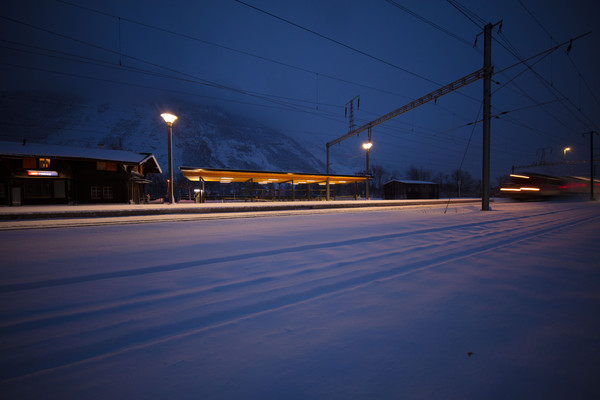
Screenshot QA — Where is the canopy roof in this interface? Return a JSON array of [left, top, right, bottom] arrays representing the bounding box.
[[180, 167, 368, 185]]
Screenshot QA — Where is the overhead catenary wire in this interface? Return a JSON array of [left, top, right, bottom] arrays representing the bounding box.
[[446, 0, 486, 29], [447, 0, 598, 134], [55, 0, 486, 124], [54, 0, 416, 104], [516, 0, 600, 108], [492, 32, 597, 131], [49, 0, 485, 125], [384, 0, 478, 50], [233, 0, 447, 88], [0, 15, 358, 122]]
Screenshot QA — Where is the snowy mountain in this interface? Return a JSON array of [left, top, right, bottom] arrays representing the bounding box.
[[0, 91, 327, 174]]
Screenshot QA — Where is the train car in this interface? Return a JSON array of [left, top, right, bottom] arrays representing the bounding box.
[[558, 176, 600, 195], [499, 173, 565, 200]]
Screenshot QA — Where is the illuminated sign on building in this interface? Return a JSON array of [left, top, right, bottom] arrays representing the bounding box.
[[27, 170, 58, 177]]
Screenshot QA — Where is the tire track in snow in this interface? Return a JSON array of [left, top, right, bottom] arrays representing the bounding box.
[[0, 206, 588, 332], [0, 206, 579, 294], [1, 206, 597, 382]]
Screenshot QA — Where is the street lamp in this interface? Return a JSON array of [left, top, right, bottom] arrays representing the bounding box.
[[563, 147, 571, 160], [161, 113, 178, 204], [362, 141, 372, 200]]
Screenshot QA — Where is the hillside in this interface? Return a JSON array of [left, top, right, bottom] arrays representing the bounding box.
[[0, 91, 327, 174]]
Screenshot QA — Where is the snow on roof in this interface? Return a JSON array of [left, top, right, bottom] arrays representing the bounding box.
[[385, 179, 438, 185], [0, 140, 161, 172]]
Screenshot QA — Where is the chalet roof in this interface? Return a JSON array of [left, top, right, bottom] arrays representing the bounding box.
[[0, 141, 162, 173]]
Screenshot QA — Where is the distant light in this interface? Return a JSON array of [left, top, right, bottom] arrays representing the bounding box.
[[363, 142, 372, 150], [500, 187, 521, 192], [510, 174, 529, 179], [194, 188, 200, 193], [520, 187, 540, 191], [161, 113, 178, 124]]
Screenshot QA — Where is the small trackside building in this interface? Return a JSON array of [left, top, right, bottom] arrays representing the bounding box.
[[0, 141, 161, 206], [383, 179, 439, 200]]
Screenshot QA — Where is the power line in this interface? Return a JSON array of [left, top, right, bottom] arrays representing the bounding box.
[[446, 0, 485, 29], [448, 1, 597, 134], [446, 0, 597, 136], [1, 9, 476, 143], [233, 0, 444, 87], [516, 0, 600, 108], [384, 0, 477, 49], [0, 15, 353, 120], [55, 0, 424, 105], [54, 0, 487, 120], [494, 33, 598, 132]]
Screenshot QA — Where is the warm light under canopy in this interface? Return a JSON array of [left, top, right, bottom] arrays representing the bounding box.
[[161, 113, 178, 124]]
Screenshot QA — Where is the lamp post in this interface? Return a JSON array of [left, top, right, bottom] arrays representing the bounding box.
[[362, 141, 372, 200], [161, 113, 178, 204], [563, 147, 571, 160]]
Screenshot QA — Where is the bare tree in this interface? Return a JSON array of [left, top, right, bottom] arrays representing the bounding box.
[[406, 165, 432, 181]]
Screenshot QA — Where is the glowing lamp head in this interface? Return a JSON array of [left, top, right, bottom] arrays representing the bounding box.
[[362, 142, 372, 150], [161, 113, 178, 125]]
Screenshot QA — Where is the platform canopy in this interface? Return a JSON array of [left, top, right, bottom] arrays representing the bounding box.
[[180, 167, 368, 185]]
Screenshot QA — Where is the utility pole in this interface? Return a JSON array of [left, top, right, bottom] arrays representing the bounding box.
[[345, 95, 360, 133], [536, 147, 552, 165], [583, 131, 597, 200], [481, 22, 493, 211], [363, 127, 372, 200]]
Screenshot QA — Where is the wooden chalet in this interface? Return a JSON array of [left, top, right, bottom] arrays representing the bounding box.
[[0, 141, 161, 205]]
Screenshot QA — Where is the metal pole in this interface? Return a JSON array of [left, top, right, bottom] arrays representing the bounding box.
[[482, 22, 492, 211], [326, 145, 330, 200], [584, 131, 596, 200], [365, 148, 370, 200], [167, 122, 175, 204], [592, 132, 595, 201]]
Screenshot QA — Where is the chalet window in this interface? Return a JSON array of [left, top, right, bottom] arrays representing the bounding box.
[[102, 186, 113, 199], [39, 158, 51, 169], [91, 186, 102, 199], [23, 157, 36, 169], [97, 161, 117, 171], [91, 186, 114, 200]]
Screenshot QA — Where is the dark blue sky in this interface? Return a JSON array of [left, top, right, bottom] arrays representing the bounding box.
[[2, 0, 599, 179]]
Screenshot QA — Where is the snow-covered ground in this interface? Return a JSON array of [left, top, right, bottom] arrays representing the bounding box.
[[1, 199, 599, 399]]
